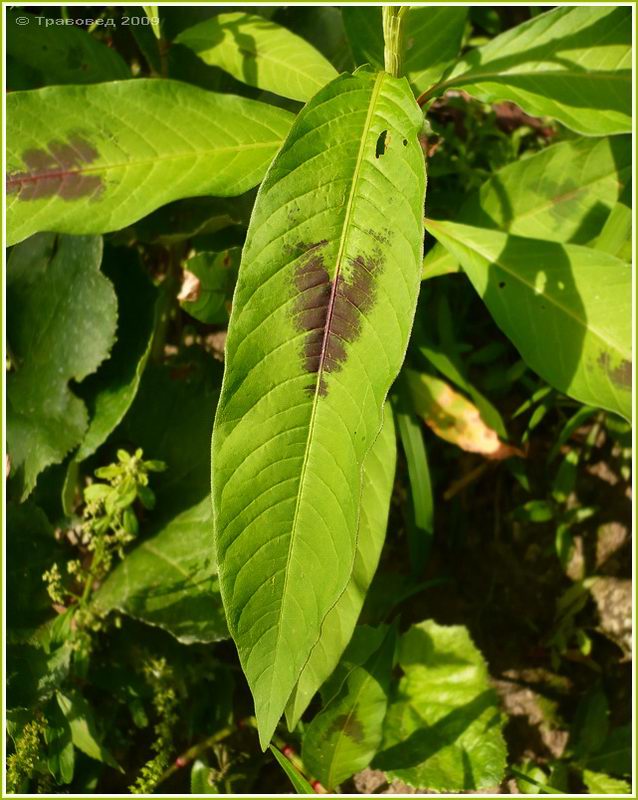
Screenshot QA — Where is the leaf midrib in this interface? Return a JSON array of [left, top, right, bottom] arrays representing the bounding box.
[[268, 72, 387, 734], [427, 65, 631, 102], [7, 140, 282, 191]]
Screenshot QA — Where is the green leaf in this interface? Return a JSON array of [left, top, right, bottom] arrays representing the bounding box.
[[212, 70, 426, 749], [270, 746, 315, 794], [395, 401, 433, 573], [7, 80, 294, 245], [374, 620, 507, 791], [342, 7, 468, 94], [142, 5, 161, 39], [512, 764, 564, 794], [582, 724, 631, 777], [285, 403, 397, 728], [424, 135, 631, 274], [179, 249, 240, 325], [175, 12, 338, 102], [7, 235, 117, 499], [513, 500, 555, 523], [582, 770, 631, 794], [594, 185, 632, 261], [7, 10, 129, 86], [93, 356, 225, 643], [56, 690, 121, 771], [426, 220, 631, 421], [74, 246, 157, 463], [431, 6, 631, 136], [93, 498, 227, 644], [8, 641, 73, 711], [117, 195, 253, 246], [190, 759, 220, 794], [278, 7, 353, 73], [422, 245, 460, 280], [7, 503, 58, 633], [45, 700, 75, 785], [302, 625, 396, 790], [571, 689, 609, 758], [120, 356, 223, 516]]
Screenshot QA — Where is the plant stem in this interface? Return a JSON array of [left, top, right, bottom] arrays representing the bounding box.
[[156, 725, 234, 786], [151, 248, 180, 362], [382, 6, 408, 78]]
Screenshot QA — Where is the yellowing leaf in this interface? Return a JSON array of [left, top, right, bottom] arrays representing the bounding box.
[[406, 370, 520, 459]]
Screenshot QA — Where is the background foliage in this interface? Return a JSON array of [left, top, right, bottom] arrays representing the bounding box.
[[5, 4, 632, 795]]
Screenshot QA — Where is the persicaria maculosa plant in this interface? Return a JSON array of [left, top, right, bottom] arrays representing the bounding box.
[[212, 6, 427, 748], [5, 3, 631, 794]]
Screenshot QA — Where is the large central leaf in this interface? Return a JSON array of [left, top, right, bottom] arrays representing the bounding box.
[[212, 70, 426, 748]]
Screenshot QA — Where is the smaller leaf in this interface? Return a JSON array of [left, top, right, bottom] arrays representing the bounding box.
[[302, 625, 396, 790], [406, 369, 520, 459], [57, 690, 122, 771], [512, 764, 563, 794], [45, 701, 74, 785], [190, 759, 220, 794], [432, 7, 631, 136], [571, 689, 610, 758], [179, 249, 240, 324], [270, 746, 315, 794], [7, 10, 129, 86], [582, 770, 631, 794], [582, 724, 631, 777], [142, 5, 161, 40], [7, 503, 58, 632], [594, 198, 632, 262], [394, 397, 433, 574], [374, 620, 507, 792], [513, 500, 555, 523], [93, 498, 227, 645], [425, 219, 632, 421], [7, 234, 117, 499], [425, 135, 631, 279], [73, 246, 157, 463], [175, 12, 338, 102]]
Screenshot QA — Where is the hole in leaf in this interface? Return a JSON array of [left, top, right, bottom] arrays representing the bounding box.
[[402, 138, 408, 146], [375, 130, 388, 159], [499, 281, 506, 289]]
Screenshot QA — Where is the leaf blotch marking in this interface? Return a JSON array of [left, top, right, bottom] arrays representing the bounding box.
[[598, 352, 631, 389], [329, 713, 365, 744], [8, 135, 103, 201], [293, 241, 381, 397]]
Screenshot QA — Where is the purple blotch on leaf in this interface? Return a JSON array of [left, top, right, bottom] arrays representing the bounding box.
[[328, 713, 365, 743], [598, 352, 632, 389], [293, 240, 381, 397], [7, 135, 103, 201]]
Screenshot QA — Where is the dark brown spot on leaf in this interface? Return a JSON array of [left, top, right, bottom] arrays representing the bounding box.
[[293, 242, 380, 397], [7, 135, 103, 201], [598, 352, 632, 389], [329, 713, 365, 743]]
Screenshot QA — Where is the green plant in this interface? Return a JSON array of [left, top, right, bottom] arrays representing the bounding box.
[[6, 4, 631, 794]]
